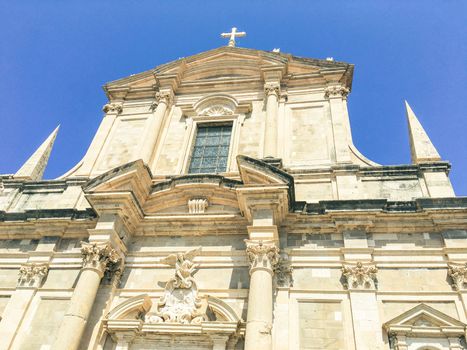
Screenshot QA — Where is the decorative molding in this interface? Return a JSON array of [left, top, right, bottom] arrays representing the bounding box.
[[264, 82, 280, 98], [81, 241, 121, 276], [448, 263, 467, 291], [342, 261, 378, 290], [324, 85, 350, 99], [188, 198, 208, 214], [145, 247, 207, 324], [102, 102, 123, 114], [201, 105, 234, 117], [274, 255, 293, 287], [18, 263, 49, 288], [0, 180, 4, 193], [245, 240, 280, 272]]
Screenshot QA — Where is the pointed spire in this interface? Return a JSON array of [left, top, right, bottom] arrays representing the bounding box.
[[405, 101, 441, 164], [15, 126, 60, 180]]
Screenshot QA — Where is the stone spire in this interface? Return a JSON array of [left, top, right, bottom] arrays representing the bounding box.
[[405, 101, 441, 164], [15, 125, 59, 180]]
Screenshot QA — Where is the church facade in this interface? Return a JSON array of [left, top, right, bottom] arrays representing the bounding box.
[[0, 35, 466, 350]]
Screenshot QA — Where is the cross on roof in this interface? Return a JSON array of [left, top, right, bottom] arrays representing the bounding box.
[[220, 27, 246, 47]]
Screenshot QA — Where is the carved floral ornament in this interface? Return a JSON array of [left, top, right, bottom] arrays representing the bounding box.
[[245, 240, 280, 272], [145, 247, 206, 324], [324, 85, 350, 99], [274, 255, 293, 287], [150, 90, 174, 110], [448, 263, 467, 291], [342, 261, 378, 290], [18, 263, 49, 288], [264, 82, 280, 97], [81, 241, 121, 275], [102, 102, 123, 114]]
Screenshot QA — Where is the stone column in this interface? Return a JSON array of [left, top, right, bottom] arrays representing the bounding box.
[[140, 89, 174, 165], [325, 85, 352, 164], [52, 241, 121, 350], [263, 82, 280, 158], [0, 263, 49, 350], [79, 102, 123, 175], [244, 240, 279, 350], [342, 261, 385, 350]]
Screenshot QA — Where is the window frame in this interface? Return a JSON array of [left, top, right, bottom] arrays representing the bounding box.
[[180, 114, 244, 175]]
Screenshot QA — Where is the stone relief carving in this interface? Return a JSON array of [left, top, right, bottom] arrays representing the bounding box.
[[200, 105, 234, 117], [188, 198, 208, 214], [81, 242, 121, 275], [18, 263, 49, 288], [145, 247, 207, 324], [102, 103, 123, 114], [274, 255, 293, 287], [245, 240, 280, 272], [342, 262, 378, 290], [324, 86, 350, 99], [264, 82, 280, 97], [448, 263, 467, 290]]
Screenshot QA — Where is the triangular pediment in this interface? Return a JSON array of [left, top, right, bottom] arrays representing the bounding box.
[[103, 46, 352, 93], [384, 304, 466, 337]]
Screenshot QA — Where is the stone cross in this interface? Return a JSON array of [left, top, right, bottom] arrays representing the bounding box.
[[221, 27, 246, 47]]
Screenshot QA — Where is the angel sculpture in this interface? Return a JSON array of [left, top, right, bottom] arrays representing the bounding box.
[[160, 247, 201, 289]]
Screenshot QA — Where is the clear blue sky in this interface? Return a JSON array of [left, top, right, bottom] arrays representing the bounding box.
[[1, 1, 466, 195]]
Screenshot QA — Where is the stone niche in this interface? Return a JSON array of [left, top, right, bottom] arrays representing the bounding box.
[[105, 294, 243, 350]]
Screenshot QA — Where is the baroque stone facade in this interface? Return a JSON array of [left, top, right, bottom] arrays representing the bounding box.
[[0, 35, 466, 350]]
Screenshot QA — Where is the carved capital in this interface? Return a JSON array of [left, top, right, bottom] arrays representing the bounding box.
[[102, 102, 123, 114], [264, 82, 280, 98], [274, 255, 293, 287], [81, 242, 121, 276], [151, 90, 174, 110], [448, 263, 467, 291], [245, 240, 279, 273], [18, 263, 49, 288], [324, 86, 350, 99], [342, 262, 377, 290]]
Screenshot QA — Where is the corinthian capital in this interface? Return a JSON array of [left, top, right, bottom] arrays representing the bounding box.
[[102, 102, 123, 114], [18, 263, 49, 288], [81, 241, 121, 275], [151, 90, 174, 110], [448, 263, 467, 291], [245, 240, 279, 273], [264, 82, 280, 98], [324, 86, 350, 99], [342, 262, 378, 290]]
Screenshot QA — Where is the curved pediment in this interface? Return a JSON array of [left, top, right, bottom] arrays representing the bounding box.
[[144, 174, 242, 215]]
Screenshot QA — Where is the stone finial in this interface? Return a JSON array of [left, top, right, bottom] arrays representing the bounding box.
[[18, 263, 49, 288], [324, 85, 350, 99], [14, 126, 59, 181], [81, 241, 121, 275], [342, 262, 378, 290], [264, 82, 280, 98], [102, 102, 123, 114], [448, 263, 467, 291], [405, 100, 442, 164], [188, 198, 208, 214], [245, 240, 280, 272]]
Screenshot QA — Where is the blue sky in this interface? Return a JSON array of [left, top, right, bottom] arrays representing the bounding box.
[[1, 1, 466, 195]]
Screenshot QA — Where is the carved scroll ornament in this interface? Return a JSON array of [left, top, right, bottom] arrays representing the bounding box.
[[264, 82, 280, 98], [342, 262, 378, 290], [102, 103, 123, 114], [18, 263, 49, 288], [448, 263, 467, 291], [81, 242, 121, 275], [245, 240, 280, 272], [324, 86, 350, 99]]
